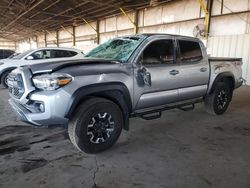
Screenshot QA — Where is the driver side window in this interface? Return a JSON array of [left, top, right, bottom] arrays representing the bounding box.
[[142, 40, 174, 65], [29, 50, 52, 60]]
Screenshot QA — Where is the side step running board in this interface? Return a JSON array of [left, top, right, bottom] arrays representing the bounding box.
[[132, 98, 202, 121], [178, 104, 195, 111], [139, 111, 162, 120]]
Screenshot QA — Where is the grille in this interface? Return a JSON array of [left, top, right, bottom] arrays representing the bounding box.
[[8, 73, 25, 99]]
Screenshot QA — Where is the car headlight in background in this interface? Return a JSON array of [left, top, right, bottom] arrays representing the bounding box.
[[32, 73, 73, 91]]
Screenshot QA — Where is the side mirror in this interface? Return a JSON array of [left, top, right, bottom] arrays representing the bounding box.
[[144, 72, 151, 87], [26, 56, 34, 60], [137, 66, 151, 87]]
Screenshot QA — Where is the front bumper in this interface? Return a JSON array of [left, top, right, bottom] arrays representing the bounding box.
[[9, 98, 40, 125], [9, 89, 71, 126]]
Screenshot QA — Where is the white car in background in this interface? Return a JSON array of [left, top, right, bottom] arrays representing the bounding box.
[[0, 47, 84, 88]]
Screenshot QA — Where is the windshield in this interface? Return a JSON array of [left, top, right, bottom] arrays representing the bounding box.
[[12, 49, 33, 60], [8, 53, 20, 59], [85, 36, 146, 62]]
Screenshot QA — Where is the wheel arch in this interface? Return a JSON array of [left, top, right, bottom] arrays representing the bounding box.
[[209, 72, 235, 94], [0, 67, 17, 84], [65, 82, 132, 131]]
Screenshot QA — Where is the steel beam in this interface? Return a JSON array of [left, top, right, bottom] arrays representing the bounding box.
[[60, 26, 73, 36], [45, 30, 58, 46], [1, 0, 45, 31], [197, 0, 210, 38], [82, 18, 100, 44], [120, 7, 138, 34]]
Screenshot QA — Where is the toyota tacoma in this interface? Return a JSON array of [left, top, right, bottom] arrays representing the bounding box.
[[7, 34, 243, 153]]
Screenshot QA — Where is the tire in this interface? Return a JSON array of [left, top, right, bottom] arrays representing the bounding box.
[[1, 71, 10, 88], [205, 82, 232, 115], [68, 97, 123, 154]]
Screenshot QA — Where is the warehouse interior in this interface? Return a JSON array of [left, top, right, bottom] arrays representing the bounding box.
[[0, 0, 250, 187], [0, 0, 250, 84]]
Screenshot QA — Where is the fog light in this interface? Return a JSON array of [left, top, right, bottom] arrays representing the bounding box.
[[33, 102, 45, 113], [39, 103, 45, 112]]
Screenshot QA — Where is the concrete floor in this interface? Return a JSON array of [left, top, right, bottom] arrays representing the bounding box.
[[0, 86, 250, 188]]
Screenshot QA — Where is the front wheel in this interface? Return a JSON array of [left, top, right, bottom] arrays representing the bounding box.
[[205, 82, 232, 115], [68, 97, 123, 154]]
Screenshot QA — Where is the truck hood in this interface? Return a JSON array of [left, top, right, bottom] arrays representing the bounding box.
[[26, 58, 120, 74]]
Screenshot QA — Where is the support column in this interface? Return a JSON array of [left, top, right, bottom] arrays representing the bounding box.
[[44, 32, 47, 47], [56, 30, 59, 47], [14, 41, 17, 52], [207, 0, 214, 37], [72, 26, 76, 47], [197, 0, 211, 38], [28, 38, 31, 49], [96, 20, 100, 44], [35, 35, 38, 48], [134, 10, 139, 34], [220, 0, 224, 14]]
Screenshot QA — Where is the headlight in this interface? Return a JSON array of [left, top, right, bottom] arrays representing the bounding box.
[[0, 62, 4, 66], [32, 73, 73, 91]]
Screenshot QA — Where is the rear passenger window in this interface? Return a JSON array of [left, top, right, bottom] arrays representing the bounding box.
[[68, 51, 78, 57], [53, 50, 77, 58], [178, 40, 203, 62], [142, 40, 174, 65]]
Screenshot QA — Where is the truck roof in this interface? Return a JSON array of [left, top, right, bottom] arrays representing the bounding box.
[[124, 33, 201, 42]]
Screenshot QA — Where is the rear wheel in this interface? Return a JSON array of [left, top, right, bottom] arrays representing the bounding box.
[[1, 71, 10, 88], [205, 82, 232, 115], [68, 97, 123, 153]]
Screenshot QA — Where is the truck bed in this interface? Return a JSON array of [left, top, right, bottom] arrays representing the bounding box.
[[209, 57, 242, 62]]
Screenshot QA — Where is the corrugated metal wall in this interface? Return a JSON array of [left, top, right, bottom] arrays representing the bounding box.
[[0, 38, 15, 50], [208, 34, 250, 84]]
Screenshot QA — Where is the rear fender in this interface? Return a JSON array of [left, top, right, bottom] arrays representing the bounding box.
[[208, 72, 235, 94]]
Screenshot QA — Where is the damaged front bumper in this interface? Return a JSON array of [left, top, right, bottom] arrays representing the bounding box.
[[8, 89, 71, 126]]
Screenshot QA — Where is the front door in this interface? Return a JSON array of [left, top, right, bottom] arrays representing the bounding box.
[[134, 38, 179, 110], [24, 50, 53, 65]]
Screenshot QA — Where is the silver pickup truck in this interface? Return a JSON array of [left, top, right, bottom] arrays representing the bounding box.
[[8, 34, 243, 153]]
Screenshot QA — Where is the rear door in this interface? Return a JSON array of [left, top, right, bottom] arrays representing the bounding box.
[[134, 38, 179, 109], [176, 39, 209, 101]]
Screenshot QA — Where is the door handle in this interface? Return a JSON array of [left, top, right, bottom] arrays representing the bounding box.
[[169, 70, 179, 75], [200, 67, 207, 72]]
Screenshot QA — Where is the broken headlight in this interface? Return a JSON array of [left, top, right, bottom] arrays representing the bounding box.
[[32, 73, 73, 91]]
